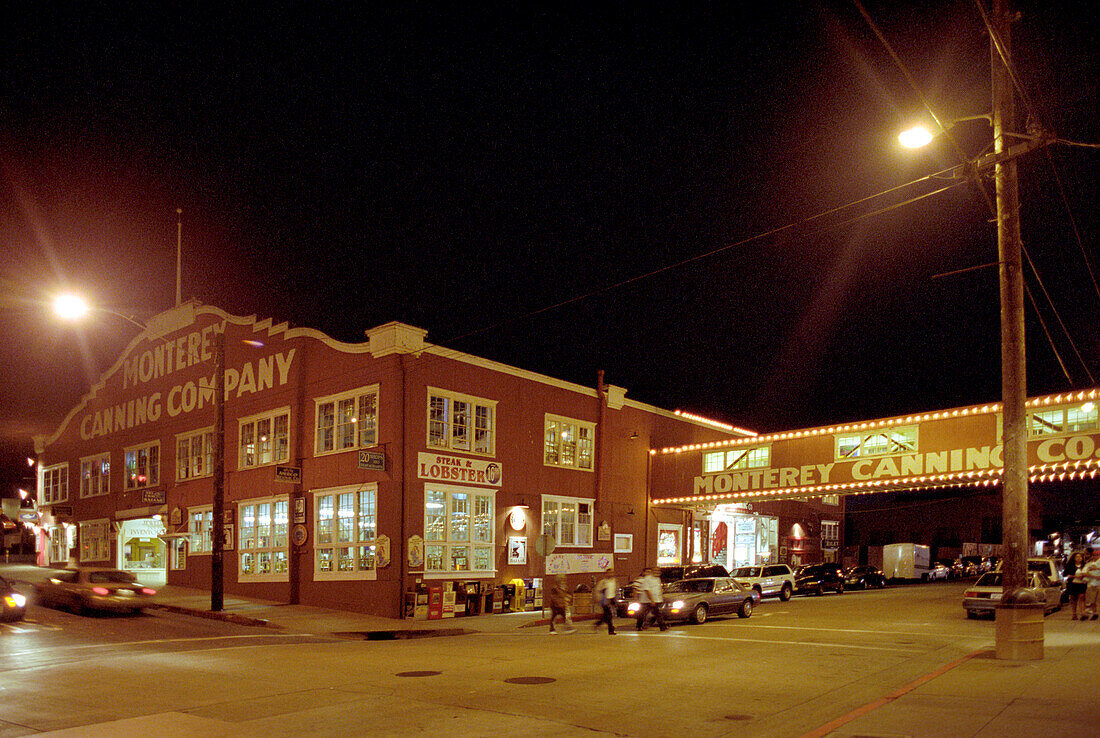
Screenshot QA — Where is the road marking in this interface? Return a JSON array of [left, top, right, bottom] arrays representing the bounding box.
[[629, 631, 924, 653], [720, 622, 970, 638], [798, 649, 983, 738], [3, 632, 312, 659]]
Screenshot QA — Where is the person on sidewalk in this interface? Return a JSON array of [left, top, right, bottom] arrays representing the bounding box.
[[1081, 548, 1100, 621], [635, 568, 667, 631], [548, 575, 575, 633], [593, 570, 618, 635], [1063, 551, 1088, 620]]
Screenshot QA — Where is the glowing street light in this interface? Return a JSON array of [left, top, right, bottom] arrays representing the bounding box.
[[898, 125, 935, 148], [52, 293, 91, 322]]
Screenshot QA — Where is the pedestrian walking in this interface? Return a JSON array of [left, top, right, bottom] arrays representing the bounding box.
[[1081, 548, 1100, 621], [593, 570, 618, 635], [547, 575, 575, 633], [1063, 551, 1088, 620], [635, 568, 667, 631]]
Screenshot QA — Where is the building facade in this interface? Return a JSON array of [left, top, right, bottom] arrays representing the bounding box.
[[33, 303, 752, 617]]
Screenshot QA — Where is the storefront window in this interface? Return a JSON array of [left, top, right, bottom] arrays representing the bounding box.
[[238, 495, 289, 582], [657, 524, 682, 565], [423, 484, 495, 576], [314, 485, 377, 580]]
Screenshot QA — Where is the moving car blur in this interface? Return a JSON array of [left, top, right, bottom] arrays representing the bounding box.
[[1, 575, 27, 621], [34, 567, 158, 615]]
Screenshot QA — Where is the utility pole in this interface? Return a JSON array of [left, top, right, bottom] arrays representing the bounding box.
[[992, 0, 1028, 596], [211, 326, 226, 611]]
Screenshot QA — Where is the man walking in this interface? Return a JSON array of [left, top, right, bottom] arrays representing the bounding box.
[[1082, 547, 1100, 621], [635, 568, 667, 631], [593, 569, 618, 635]]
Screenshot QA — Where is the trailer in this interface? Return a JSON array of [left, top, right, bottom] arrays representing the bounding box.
[[882, 543, 932, 581]]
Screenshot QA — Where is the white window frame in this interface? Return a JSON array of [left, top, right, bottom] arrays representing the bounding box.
[[422, 483, 496, 577], [821, 520, 840, 548], [40, 462, 69, 505], [123, 441, 160, 490], [1029, 402, 1099, 438], [313, 484, 379, 581], [79, 519, 111, 563], [49, 524, 72, 564], [237, 495, 290, 582], [79, 453, 110, 499], [543, 414, 595, 471], [238, 407, 291, 469], [189, 506, 213, 554], [821, 494, 839, 506], [314, 385, 380, 456], [171, 538, 188, 570], [426, 388, 496, 456], [703, 445, 770, 473], [176, 427, 215, 481], [541, 494, 594, 549], [835, 426, 918, 460]]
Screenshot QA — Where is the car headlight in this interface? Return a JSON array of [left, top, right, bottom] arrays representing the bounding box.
[[627, 602, 640, 614], [4, 593, 26, 608], [671, 600, 685, 610]]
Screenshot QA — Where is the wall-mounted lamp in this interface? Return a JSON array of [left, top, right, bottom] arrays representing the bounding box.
[[629, 431, 639, 440]]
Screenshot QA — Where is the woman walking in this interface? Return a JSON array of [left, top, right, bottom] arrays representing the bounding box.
[[1064, 551, 1088, 620]]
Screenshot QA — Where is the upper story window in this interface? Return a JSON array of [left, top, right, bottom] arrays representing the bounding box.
[[821, 520, 840, 547], [703, 445, 770, 473], [80, 453, 110, 498], [315, 385, 379, 456], [821, 494, 840, 506], [427, 389, 495, 455], [177, 428, 214, 481], [239, 407, 290, 469], [544, 414, 595, 470], [835, 426, 917, 460], [41, 463, 69, 505], [542, 494, 594, 548], [1029, 402, 1098, 438], [124, 442, 159, 490]]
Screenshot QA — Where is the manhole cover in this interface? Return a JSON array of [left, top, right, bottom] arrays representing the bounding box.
[[504, 676, 557, 685], [396, 671, 442, 678]]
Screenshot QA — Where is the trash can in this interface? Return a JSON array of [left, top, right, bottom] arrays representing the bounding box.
[[995, 590, 1045, 661], [572, 583, 592, 615]]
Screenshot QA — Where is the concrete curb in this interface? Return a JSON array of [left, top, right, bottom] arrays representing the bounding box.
[[149, 603, 275, 628]]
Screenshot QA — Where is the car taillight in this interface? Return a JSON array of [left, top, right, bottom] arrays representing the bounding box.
[[964, 591, 977, 598], [141, 588, 156, 595], [92, 587, 111, 596]]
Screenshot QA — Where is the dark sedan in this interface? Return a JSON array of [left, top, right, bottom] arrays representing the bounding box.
[[794, 564, 844, 595], [1, 575, 27, 621], [657, 577, 758, 624], [844, 565, 887, 590], [34, 567, 158, 615]]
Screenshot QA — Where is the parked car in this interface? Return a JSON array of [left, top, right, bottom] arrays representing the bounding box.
[[843, 565, 887, 590], [926, 561, 953, 581], [959, 556, 986, 577], [963, 571, 1063, 619], [653, 577, 758, 624], [993, 557, 1065, 587], [731, 564, 795, 601], [617, 564, 729, 616], [794, 564, 844, 595], [1, 576, 27, 621], [34, 568, 158, 615]]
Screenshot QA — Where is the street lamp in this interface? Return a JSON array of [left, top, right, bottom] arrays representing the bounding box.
[[898, 0, 1052, 659], [49, 296, 228, 612]]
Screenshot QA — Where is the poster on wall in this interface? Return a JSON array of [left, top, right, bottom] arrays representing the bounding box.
[[508, 536, 527, 565], [545, 552, 613, 575], [407, 535, 424, 568]]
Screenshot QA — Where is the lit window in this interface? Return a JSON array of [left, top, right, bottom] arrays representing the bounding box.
[[176, 428, 214, 481], [315, 386, 379, 455], [1029, 403, 1098, 437], [544, 415, 595, 470], [821, 520, 840, 547], [426, 389, 495, 455], [80, 453, 110, 498], [189, 507, 213, 554], [314, 485, 378, 580], [542, 495, 594, 548], [124, 442, 160, 490], [78, 519, 110, 562], [238, 496, 289, 582], [40, 463, 69, 505], [423, 485, 495, 574], [239, 408, 290, 469], [703, 446, 770, 473], [835, 427, 917, 460]]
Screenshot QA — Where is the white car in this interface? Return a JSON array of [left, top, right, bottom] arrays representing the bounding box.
[[731, 564, 795, 601], [963, 571, 1063, 619]]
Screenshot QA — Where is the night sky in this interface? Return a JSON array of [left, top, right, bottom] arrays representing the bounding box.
[[2, 1, 1097, 491]]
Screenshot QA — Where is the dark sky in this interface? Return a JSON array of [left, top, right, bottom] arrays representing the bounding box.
[[2, 1, 1097, 489]]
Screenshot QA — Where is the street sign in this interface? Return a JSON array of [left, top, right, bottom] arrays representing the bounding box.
[[275, 465, 302, 483], [534, 533, 557, 557], [358, 450, 386, 471], [141, 489, 167, 504]]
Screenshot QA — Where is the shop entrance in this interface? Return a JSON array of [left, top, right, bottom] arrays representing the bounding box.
[[705, 505, 778, 570], [117, 518, 166, 587]]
